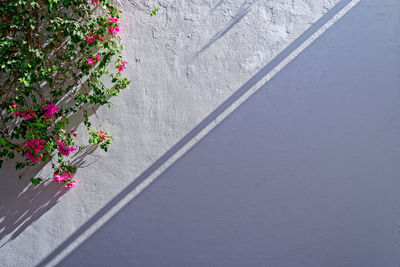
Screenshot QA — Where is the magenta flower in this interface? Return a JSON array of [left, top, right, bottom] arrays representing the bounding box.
[[57, 140, 77, 156], [109, 17, 119, 23], [53, 173, 62, 183], [54, 170, 77, 190], [42, 102, 59, 118], [26, 138, 45, 153], [118, 60, 127, 72], [91, 0, 99, 5], [54, 171, 70, 183], [86, 33, 103, 43], [65, 180, 77, 190], [25, 113, 33, 120], [109, 26, 120, 35], [25, 138, 45, 162], [86, 37, 96, 44], [96, 54, 101, 62], [87, 58, 95, 66], [11, 103, 17, 108]]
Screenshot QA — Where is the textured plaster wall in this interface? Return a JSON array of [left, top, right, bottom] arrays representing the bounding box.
[[1, 0, 399, 266]]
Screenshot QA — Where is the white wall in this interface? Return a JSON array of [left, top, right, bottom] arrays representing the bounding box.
[[1, 0, 399, 266]]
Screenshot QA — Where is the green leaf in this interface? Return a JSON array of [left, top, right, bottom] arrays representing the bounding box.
[[0, 137, 8, 146], [30, 178, 42, 185], [150, 8, 160, 16]]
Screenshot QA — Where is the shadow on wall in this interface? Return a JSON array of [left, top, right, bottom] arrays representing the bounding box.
[[0, 93, 102, 247], [197, 0, 257, 55], [0, 160, 65, 247], [40, 0, 400, 266], [0, 141, 100, 247]]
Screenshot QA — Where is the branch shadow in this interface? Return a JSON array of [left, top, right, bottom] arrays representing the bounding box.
[[0, 84, 104, 246], [0, 141, 101, 248], [197, 0, 257, 56], [0, 159, 64, 247], [211, 0, 226, 13]]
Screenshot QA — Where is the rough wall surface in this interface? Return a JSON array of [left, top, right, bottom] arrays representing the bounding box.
[[1, 0, 399, 266]]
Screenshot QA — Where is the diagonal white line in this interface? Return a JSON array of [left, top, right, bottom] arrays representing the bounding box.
[[43, 0, 360, 265]]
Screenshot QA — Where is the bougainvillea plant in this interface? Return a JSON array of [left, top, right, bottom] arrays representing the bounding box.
[[0, 0, 157, 189]]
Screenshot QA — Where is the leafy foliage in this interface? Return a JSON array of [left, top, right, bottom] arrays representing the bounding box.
[[0, 0, 154, 188]]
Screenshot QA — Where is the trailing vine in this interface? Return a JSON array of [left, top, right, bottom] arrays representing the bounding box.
[[0, 0, 157, 189]]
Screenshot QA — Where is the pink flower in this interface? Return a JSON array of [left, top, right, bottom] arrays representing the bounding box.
[[21, 110, 34, 120], [87, 58, 95, 66], [86, 37, 96, 44], [54, 171, 70, 183], [109, 26, 120, 35], [11, 103, 17, 108], [58, 141, 70, 156], [53, 166, 77, 190], [109, 17, 119, 23], [42, 102, 59, 118], [57, 140, 77, 156], [54, 170, 77, 190], [118, 61, 127, 72], [25, 138, 45, 162], [86, 33, 103, 43], [53, 173, 62, 182], [85, 33, 98, 44], [96, 54, 101, 62], [91, 0, 99, 5], [26, 138, 45, 152], [65, 180, 77, 190]]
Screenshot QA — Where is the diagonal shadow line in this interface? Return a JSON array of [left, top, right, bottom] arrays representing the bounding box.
[[197, 0, 257, 56], [36, 0, 357, 266]]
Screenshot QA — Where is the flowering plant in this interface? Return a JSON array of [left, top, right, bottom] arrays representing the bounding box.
[[0, 0, 157, 189]]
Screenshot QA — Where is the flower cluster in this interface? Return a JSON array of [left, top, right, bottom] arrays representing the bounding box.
[[21, 110, 35, 120], [10, 103, 36, 120], [87, 54, 101, 66], [53, 169, 77, 190], [24, 139, 45, 163], [85, 33, 104, 44], [54, 170, 71, 183], [65, 180, 77, 190], [118, 61, 127, 72], [57, 140, 77, 157], [109, 17, 120, 35], [42, 102, 59, 118], [88, 128, 112, 152], [98, 130, 106, 140]]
